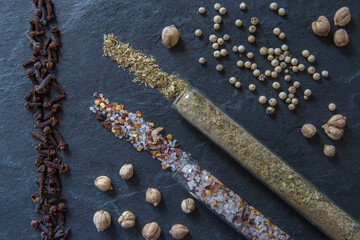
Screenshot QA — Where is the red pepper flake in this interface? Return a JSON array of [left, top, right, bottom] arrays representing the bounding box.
[[136, 111, 142, 117]]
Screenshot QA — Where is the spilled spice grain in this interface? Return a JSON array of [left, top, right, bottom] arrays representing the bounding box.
[[103, 34, 187, 100]]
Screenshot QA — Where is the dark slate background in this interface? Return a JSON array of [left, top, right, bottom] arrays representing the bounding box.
[[1, 0, 359, 239]]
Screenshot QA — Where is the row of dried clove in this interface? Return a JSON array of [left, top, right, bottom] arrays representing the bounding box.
[[23, 0, 70, 239]]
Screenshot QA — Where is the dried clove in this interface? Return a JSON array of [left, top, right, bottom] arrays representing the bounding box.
[[34, 117, 58, 129], [50, 26, 61, 46], [34, 10, 44, 35], [23, 56, 38, 67], [51, 77, 65, 95], [49, 94, 66, 105], [30, 131, 47, 143], [36, 74, 52, 93], [57, 203, 67, 225], [53, 129, 67, 150], [45, 0, 54, 22]]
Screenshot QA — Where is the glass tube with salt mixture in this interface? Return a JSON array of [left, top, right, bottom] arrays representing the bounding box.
[[172, 85, 360, 240]]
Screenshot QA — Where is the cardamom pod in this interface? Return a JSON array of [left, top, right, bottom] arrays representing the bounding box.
[[334, 7, 351, 27], [333, 29, 349, 47], [312, 16, 331, 37]]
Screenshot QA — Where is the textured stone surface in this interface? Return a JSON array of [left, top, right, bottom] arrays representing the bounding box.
[[0, 0, 359, 239]]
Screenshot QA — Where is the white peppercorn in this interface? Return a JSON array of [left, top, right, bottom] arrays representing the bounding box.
[[219, 7, 227, 15], [284, 56, 291, 63], [217, 38, 224, 45], [291, 58, 298, 66], [313, 72, 321, 81], [212, 43, 219, 50], [288, 93, 295, 99], [304, 96, 308, 100], [302, 50, 310, 58], [279, 91, 287, 100], [259, 96, 267, 104], [267, 48, 275, 55], [249, 25, 257, 33], [281, 44, 288, 51], [285, 69, 289, 73], [235, 19, 243, 27], [270, 2, 278, 10], [284, 51, 291, 56], [271, 71, 278, 78], [239, 2, 247, 10], [220, 49, 228, 56], [280, 62, 287, 69], [293, 81, 301, 88], [258, 74, 266, 81], [307, 66, 316, 75], [209, 35, 217, 43], [274, 48, 281, 55], [251, 63, 257, 70], [198, 57, 206, 64], [278, 32, 286, 39], [253, 69, 261, 77], [328, 103, 336, 111], [298, 64, 305, 71], [272, 81, 280, 89], [269, 98, 277, 106], [304, 89, 312, 97], [307, 55, 315, 63], [323, 145, 335, 158], [291, 66, 299, 72], [229, 77, 237, 84], [238, 45, 245, 53], [321, 70, 329, 77], [285, 97, 291, 103], [214, 3, 221, 10], [213, 50, 221, 58], [284, 75, 291, 82], [260, 47, 268, 55], [292, 98, 299, 105], [267, 55, 275, 61], [198, 7, 206, 14], [195, 29, 202, 37], [232, 46, 238, 52], [288, 86, 296, 94], [213, 23, 220, 30], [265, 70, 271, 76], [266, 106, 275, 115], [244, 61, 251, 68], [214, 15, 222, 23], [249, 84, 256, 91], [237, 60, 244, 67], [279, 54, 285, 61], [271, 59, 279, 67], [274, 66, 282, 73], [288, 103, 296, 111], [273, 27, 281, 35], [216, 64, 223, 71], [234, 81, 242, 88], [248, 35, 255, 43], [223, 34, 230, 41], [278, 8, 286, 16], [246, 52, 254, 59]]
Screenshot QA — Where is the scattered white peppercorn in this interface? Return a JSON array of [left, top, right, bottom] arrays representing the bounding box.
[[267, 55, 275, 61], [212, 43, 219, 50], [232, 46, 238, 52], [250, 17, 259, 25], [278, 8, 286, 16], [328, 103, 336, 111], [312, 72, 321, 81], [291, 66, 299, 72], [298, 64, 305, 71], [291, 58, 298, 65], [258, 74, 266, 81], [302, 50, 310, 58], [234, 81, 242, 88], [220, 49, 228, 56], [288, 86, 296, 94], [244, 61, 251, 68], [274, 66, 282, 73], [273, 27, 281, 35], [301, 124, 317, 138], [266, 106, 275, 115], [213, 23, 220, 30], [307, 66, 316, 75], [253, 69, 261, 77], [269, 98, 277, 106], [251, 63, 257, 70], [259, 96, 267, 104], [307, 55, 315, 63], [292, 98, 299, 105], [284, 56, 291, 63], [293, 81, 301, 88], [223, 34, 230, 41], [279, 92, 287, 100], [272, 81, 281, 89], [195, 29, 202, 37], [271, 71, 278, 78], [237, 60, 244, 67], [260, 47, 268, 55], [271, 59, 279, 67], [216, 64, 224, 71], [214, 3, 221, 11], [285, 98, 292, 104], [246, 52, 254, 59], [278, 32, 286, 39], [249, 84, 256, 91], [214, 15, 222, 24], [198, 7, 206, 14], [281, 44, 288, 51], [270, 2, 278, 10], [239, 2, 247, 10], [248, 35, 255, 43], [265, 70, 271, 76], [229, 77, 237, 84], [304, 96, 308, 100], [280, 62, 287, 69], [321, 70, 329, 77], [279, 54, 285, 61], [213, 50, 221, 58], [288, 103, 296, 111], [238, 45, 245, 53], [284, 75, 291, 82], [235, 19, 243, 27], [219, 7, 227, 15], [249, 25, 257, 33], [288, 93, 295, 99], [323, 145, 336, 158], [285, 69, 290, 74], [267, 48, 275, 55], [304, 89, 312, 96], [198, 57, 206, 64], [209, 35, 217, 43]]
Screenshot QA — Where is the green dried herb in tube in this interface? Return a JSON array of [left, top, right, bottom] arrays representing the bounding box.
[[172, 85, 360, 240]]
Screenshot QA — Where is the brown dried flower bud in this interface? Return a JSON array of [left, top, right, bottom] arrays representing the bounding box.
[[146, 188, 161, 207], [142, 222, 161, 240], [161, 25, 179, 48], [311, 16, 330, 37], [325, 114, 346, 128], [301, 123, 317, 139], [323, 145, 336, 158], [334, 29, 349, 47], [169, 224, 189, 239], [334, 7, 351, 27], [322, 125, 344, 140]]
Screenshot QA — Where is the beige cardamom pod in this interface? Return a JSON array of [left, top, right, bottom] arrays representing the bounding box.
[[322, 125, 344, 140], [333, 29, 349, 47], [334, 7, 351, 26], [311, 16, 331, 37]]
